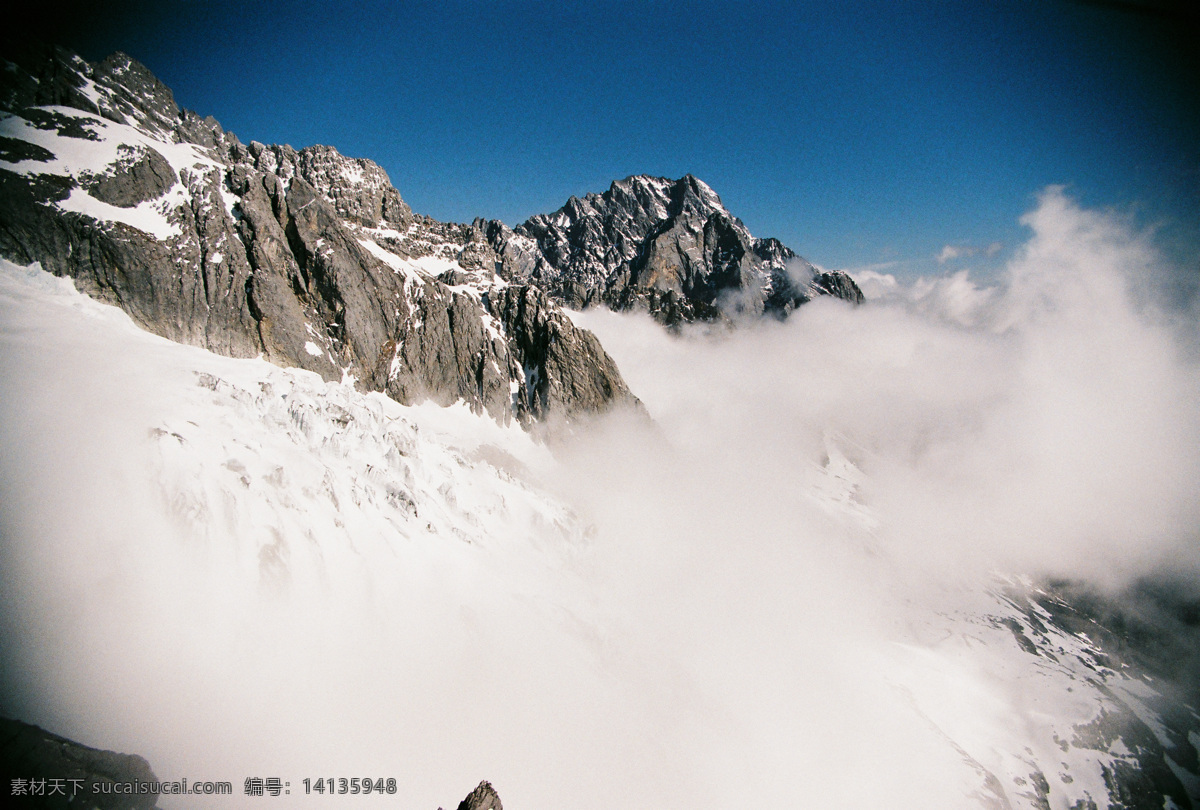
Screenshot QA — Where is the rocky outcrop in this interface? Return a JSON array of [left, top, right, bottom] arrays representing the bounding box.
[[0, 45, 639, 426], [0, 716, 160, 809], [489, 284, 636, 420], [809, 269, 864, 305], [482, 174, 863, 324], [292, 144, 413, 228], [440, 780, 503, 810], [82, 147, 176, 208]]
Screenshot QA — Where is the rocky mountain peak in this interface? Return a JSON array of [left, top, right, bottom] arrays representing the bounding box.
[[486, 173, 862, 323], [229, 140, 413, 230], [0, 44, 860, 427], [92, 50, 181, 136], [674, 172, 725, 211], [454, 780, 503, 810], [295, 144, 413, 228]]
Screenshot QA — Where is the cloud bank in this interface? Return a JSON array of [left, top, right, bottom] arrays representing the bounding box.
[[577, 186, 1200, 590]]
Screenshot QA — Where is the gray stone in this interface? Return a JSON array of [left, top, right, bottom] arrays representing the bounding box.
[[294, 144, 412, 228], [454, 780, 503, 810], [488, 284, 641, 421], [810, 269, 865, 305]]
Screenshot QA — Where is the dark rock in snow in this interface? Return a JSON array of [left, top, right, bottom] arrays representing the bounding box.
[[0, 136, 55, 163], [1000, 580, 1200, 810], [82, 146, 176, 208]]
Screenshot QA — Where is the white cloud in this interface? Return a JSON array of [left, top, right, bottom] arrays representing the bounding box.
[[559, 192, 1200, 799], [851, 268, 900, 298], [939, 243, 978, 263], [937, 244, 966, 262], [938, 241, 1004, 263], [581, 185, 1200, 590]]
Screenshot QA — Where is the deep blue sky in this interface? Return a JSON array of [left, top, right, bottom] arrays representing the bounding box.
[[30, 0, 1200, 278]]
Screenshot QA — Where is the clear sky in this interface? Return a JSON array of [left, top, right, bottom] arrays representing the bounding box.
[[19, 0, 1200, 279]]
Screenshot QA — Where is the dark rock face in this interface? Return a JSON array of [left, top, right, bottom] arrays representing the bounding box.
[[810, 269, 865, 305], [0, 45, 638, 426], [483, 174, 864, 324], [489, 284, 635, 421], [0, 716, 160, 809]]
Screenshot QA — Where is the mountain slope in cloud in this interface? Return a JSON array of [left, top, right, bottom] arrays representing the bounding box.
[[569, 186, 1200, 810]]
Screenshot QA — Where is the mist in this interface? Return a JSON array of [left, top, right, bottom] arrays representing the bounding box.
[[1, 186, 1198, 809], [574, 186, 1200, 588]]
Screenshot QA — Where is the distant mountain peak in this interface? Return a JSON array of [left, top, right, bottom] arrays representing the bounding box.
[[486, 173, 862, 324]]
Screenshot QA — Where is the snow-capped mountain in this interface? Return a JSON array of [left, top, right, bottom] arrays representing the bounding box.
[[0, 46, 638, 426], [1, 42, 1198, 810]]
